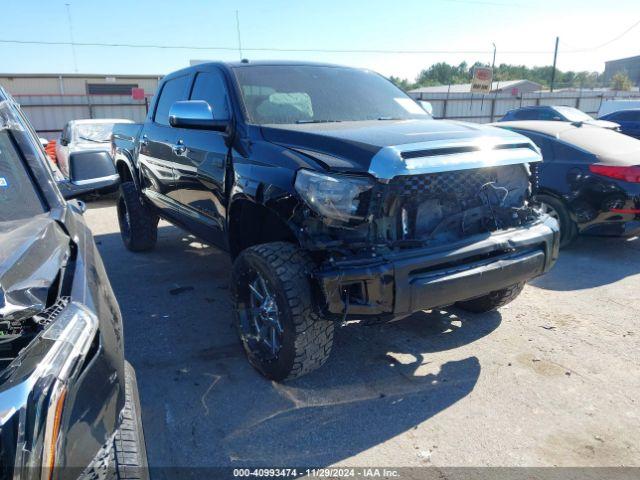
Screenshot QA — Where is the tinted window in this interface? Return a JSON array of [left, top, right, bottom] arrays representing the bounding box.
[[190, 71, 231, 120], [233, 66, 429, 125], [0, 130, 45, 221], [511, 109, 542, 120], [154, 75, 190, 126]]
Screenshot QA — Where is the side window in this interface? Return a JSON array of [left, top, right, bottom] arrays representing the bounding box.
[[154, 75, 190, 126], [62, 124, 71, 142], [189, 71, 231, 120], [513, 109, 538, 120], [538, 109, 559, 121]]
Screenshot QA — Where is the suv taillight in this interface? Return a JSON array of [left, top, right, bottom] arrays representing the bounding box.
[[589, 164, 640, 183]]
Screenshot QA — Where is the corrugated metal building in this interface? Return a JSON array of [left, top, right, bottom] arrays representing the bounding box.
[[604, 55, 640, 84], [0, 73, 161, 96], [0, 73, 162, 139]]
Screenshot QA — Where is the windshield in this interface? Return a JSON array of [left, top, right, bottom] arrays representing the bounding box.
[[74, 122, 117, 143], [555, 106, 592, 122], [0, 130, 46, 221], [233, 65, 429, 125]]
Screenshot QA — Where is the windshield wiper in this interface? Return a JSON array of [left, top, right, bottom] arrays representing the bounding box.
[[377, 116, 402, 121], [78, 136, 108, 143], [295, 119, 342, 124]]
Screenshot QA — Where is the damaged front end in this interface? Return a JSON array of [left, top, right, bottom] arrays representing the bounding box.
[[290, 136, 559, 320]]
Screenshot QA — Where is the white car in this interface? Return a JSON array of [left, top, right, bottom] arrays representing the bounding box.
[[56, 118, 134, 178]]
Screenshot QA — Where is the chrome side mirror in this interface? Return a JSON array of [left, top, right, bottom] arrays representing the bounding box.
[[169, 100, 229, 132]]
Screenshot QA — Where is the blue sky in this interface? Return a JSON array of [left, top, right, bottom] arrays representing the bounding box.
[[1, 0, 639, 80]]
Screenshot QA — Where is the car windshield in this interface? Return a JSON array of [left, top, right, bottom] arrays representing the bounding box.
[[0, 129, 45, 221], [555, 106, 592, 122], [233, 65, 429, 125], [74, 122, 117, 143]]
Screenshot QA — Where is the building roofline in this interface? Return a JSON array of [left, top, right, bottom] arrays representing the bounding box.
[[605, 55, 640, 64], [0, 73, 163, 79]]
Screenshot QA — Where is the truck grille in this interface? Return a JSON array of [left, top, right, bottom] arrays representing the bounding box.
[[387, 167, 496, 200]]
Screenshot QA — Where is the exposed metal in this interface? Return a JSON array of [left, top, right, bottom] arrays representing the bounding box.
[[368, 136, 541, 180]]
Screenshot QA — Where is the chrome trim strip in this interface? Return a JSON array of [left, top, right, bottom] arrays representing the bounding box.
[[72, 173, 120, 186], [368, 136, 542, 181]]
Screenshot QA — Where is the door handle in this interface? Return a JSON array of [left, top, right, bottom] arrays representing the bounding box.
[[140, 134, 149, 147], [172, 139, 186, 156]]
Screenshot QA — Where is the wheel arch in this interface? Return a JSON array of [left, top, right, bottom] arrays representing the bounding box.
[[115, 152, 138, 190], [227, 197, 301, 260]]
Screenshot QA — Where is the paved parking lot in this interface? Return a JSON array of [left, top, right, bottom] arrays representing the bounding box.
[[84, 199, 640, 472]]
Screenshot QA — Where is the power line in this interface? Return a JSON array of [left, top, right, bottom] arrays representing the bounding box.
[[562, 17, 640, 53], [0, 38, 554, 55]]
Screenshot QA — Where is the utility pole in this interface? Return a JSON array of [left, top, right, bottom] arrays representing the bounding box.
[[65, 3, 78, 73], [550, 36, 559, 92]]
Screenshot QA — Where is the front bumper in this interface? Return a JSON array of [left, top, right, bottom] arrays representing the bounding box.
[[316, 216, 559, 320]]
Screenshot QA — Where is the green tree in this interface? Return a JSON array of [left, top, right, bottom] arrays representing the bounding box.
[[611, 71, 633, 91], [388, 76, 413, 91], [406, 61, 604, 90]]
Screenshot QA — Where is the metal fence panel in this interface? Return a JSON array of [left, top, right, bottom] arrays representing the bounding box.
[[13, 94, 149, 139], [410, 90, 640, 123]]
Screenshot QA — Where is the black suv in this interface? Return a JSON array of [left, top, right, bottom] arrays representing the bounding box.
[[0, 87, 146, 479], [112, 61, 559, 381]]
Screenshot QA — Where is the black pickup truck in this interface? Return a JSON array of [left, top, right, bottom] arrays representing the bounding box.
[[112, 61, 559, 381]]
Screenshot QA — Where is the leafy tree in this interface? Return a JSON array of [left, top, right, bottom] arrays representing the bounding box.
[[611, 71, 633, 91], [388, 76, 413, 91], [405, 61, 603, 90]]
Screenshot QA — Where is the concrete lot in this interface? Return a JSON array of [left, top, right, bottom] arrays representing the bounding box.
[[84, 199, 640, 471]]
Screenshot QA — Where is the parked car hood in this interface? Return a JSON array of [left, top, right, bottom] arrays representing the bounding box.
[[260, 119, 539, 178], [0, 215, 70, 322]]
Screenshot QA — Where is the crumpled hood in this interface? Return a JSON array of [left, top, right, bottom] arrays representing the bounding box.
[[0, 215, 70, 321], [261, 119, 538, 178]]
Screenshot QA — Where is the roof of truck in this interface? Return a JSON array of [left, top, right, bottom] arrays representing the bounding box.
[[163, 60, 363, 81]]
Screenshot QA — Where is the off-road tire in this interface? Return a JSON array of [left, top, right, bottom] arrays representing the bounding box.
[[535, 194, 577, 248], [111, 362, 149, 480], [456, 283, 525, 313], [117, 182, 158, 252], [231, 242, 334, 381], [83, 363, 148, 480]]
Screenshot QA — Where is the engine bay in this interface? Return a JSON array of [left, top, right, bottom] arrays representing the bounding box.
[[298, 163, 539, 256]]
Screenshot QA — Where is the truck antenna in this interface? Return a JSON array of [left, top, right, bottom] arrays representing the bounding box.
[[235, 10, 243, 61], [65, 3, 79, 73]]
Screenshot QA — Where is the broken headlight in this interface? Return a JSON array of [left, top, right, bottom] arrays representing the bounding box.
[[294, 169, 374, 223]]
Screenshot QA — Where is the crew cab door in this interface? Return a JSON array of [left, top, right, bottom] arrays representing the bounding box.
[[138, 74, 190, 211], [171, 69, 232, 247]]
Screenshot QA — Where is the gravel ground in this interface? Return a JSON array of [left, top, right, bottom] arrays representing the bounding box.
[[84, 199, 640, 470]]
